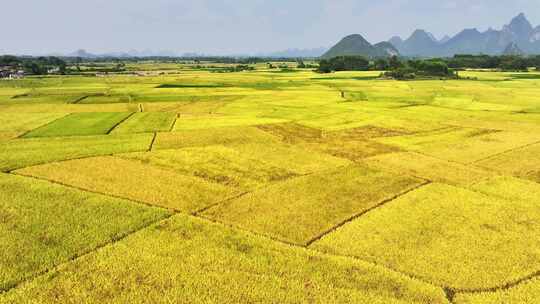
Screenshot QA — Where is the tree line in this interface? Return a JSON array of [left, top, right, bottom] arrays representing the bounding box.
[[317, 54, 540, 78], [0, 56, 67, 75]]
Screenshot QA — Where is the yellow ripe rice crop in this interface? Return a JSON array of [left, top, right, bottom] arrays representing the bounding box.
[[312, 183, 540, 289], [15, 156, 239, 213], [0, 214, 448, 304], [203, 165, 422, 245]]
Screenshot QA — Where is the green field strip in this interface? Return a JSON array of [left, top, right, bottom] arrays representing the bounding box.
[[0, 173, 170, 293], [23, 112, 134, 138], [0, 214, 449, 304]]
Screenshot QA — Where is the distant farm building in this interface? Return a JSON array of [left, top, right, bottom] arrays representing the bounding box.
[[0, 67, 24, 79]]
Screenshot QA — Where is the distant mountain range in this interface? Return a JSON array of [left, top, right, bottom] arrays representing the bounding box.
[[63, 47, 329, 59], [258, 47, 328, 58], [325, 13, 540, 58], [67, 49, 180, 58], [392, 13, 540, 57]]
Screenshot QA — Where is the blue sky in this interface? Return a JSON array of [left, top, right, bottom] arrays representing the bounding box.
[[2, 0, 540, 55]]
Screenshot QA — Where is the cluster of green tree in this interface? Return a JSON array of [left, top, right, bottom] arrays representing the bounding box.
[[0, 55, 21, 66], [177, 57, 308, 64], [297, 61, 318, 69], [211, 65, 255, 73], [0, 55, 67, 75], [446, 54, 540, 71], [317, 55, 457, 79], [70, 59, 126, 74], [384, 58, 457, 79], [317, 56, 370, 73]]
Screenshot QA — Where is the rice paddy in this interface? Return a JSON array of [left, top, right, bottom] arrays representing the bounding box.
[[1, 65, 540, 303]]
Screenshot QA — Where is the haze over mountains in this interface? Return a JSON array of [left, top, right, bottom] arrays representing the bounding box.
[[42, 13, 540, 59], [392, 13, 540, 57], [325, 13, 540, 58]]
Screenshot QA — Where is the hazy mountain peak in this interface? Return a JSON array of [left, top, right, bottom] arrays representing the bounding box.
[[409, 29, 437, 42], [322, 34, 398, 58], [342, 34, 371, 45], [69, 49, 97, 58], [388, 36, 404, 48], [373, 41, 399, 56], [505, 12, 534, 39]]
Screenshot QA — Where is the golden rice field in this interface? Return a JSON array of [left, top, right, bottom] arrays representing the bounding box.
[[1, 64, 540, 303]]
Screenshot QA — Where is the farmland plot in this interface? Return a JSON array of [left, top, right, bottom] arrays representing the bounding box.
[[363, 152, 494, 185], [311, 183, 540, 289], [1, 68, 540, 302], [0, 133, 153, 172], [0, 215, 448, 304], [24, 112, 133, 137], [111, 112, 177, 134], [376, 127, 540, 163], [15, 156, 239, 213], [0, 173, 169, 292], [153, 126, 278, 150], [119, 143, 349, 191], [203, 165, 423, 245]]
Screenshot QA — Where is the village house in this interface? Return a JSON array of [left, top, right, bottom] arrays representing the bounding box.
[[0, 66, 24, 79], [0, 67, 24, 79]]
